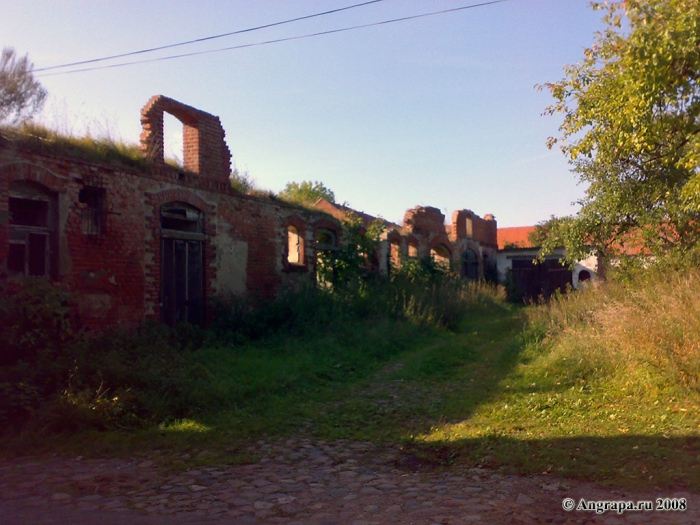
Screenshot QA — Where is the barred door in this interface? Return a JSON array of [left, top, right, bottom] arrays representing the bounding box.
[[160, 202, 205, 326], [161, 238, 203, 326]]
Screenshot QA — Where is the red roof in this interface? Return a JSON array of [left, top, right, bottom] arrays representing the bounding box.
[[498, 226, 537, 250]]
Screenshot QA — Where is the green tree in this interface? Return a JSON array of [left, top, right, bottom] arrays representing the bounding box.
[[541, 0, 700, 262], [278, 180, 335, 205], [0, 47, 47, 126]]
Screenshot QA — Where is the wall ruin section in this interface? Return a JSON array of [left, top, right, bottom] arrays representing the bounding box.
[[1, 95, 501, 331], [0, 96, 337, 330]]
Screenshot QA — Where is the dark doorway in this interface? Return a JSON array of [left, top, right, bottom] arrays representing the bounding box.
[[160, 203, 204, 326]]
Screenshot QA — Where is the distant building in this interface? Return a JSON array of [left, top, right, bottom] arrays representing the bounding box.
[[497, 226, 599, 300]]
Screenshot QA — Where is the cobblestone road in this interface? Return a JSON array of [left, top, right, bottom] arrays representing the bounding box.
[[1, 437, 696, 525]]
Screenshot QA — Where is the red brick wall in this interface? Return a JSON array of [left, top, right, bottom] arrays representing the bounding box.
[[0, 141, 333, 331], [140, 95, 231, 183]]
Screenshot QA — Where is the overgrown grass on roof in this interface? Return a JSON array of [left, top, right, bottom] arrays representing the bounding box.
[[0, 122, 152, 171]]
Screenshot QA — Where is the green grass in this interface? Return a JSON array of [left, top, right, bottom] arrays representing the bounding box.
[[3, 268, 699, 490], [200, 318, 439, 438], [384, 269, 700, 490]]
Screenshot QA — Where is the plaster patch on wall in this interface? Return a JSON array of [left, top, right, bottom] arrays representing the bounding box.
[[213, 238, 248, 296]]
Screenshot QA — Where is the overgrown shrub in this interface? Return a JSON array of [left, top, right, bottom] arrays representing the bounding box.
[[208, 285, 343, 342], [384, 257, 506, 330], [58, 322, 219, 428], [0, 281, 217, 430]]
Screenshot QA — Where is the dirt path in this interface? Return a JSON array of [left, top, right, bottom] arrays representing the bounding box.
[[1, 437, 697, 525]]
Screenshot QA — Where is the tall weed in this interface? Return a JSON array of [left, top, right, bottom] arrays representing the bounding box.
[[525, 265, 700, 390], [383, 273, 505, 330]]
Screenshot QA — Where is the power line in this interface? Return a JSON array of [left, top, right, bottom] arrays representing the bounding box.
[[35, 0, 389, 72], [38, 0, 509, 77]]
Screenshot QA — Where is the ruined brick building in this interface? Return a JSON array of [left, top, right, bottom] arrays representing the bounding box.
[[0, 96, 498, 330], [312, 198, 497, 279]]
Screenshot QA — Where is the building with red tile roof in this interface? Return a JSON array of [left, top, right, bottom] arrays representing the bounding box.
[[497, 226, 538, 250]]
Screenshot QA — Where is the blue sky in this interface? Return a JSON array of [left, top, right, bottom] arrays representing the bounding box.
[[1, 0, 604, 227]]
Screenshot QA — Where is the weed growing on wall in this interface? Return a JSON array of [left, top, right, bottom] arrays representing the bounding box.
[[0, 122, 150, 170]]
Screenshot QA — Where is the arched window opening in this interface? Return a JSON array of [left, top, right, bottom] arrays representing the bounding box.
[[7, 181, 56, 278], [287, 225, 303, 265], [462, 248, 479, 280], [315, 227, 338, 287], [431, 244, 451, 270], [315, 228, 337, 251], [160, 202, 205, 326], [408, 240, 419, 258]]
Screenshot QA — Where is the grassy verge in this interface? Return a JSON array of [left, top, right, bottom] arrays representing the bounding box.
[[385, 267, 700, 490]]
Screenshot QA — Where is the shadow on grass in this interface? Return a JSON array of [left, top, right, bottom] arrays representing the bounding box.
[[309, 303, 528, 440], [309, 303, 700, 491], [399, 434, 700, 491]]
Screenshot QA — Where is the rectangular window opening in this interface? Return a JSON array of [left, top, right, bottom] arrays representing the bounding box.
[[79, 186, 106, 236]]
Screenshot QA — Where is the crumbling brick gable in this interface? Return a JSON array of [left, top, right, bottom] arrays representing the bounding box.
[[140, 95, 231, 182], [403, 206, 446, 237], [451, 209, 498, 248]]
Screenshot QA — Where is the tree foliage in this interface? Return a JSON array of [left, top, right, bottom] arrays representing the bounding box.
[[278, 180, 335, 205], [527, 217, 558, 248], [541, 0, 700, 262], [0, 47, 47, 126]]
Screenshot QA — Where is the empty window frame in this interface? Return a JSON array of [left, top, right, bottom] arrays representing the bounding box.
[[79, 186, 107, 236], [390, 240, 401, 271], [7, 182, 56, 278], [287, 225, 303, 265], [315, 228, 337, 251], [430, 244, 451, 270]]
